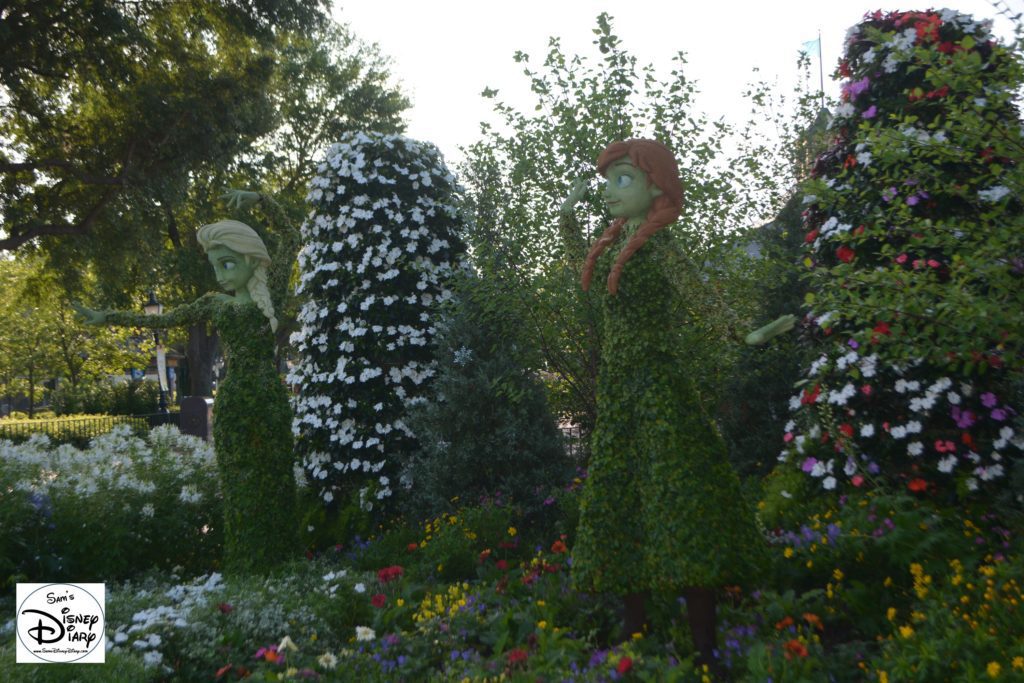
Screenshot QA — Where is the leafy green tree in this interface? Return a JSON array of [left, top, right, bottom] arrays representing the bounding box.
[[1, 1, 407, 396], [0, 255, 148, 416]]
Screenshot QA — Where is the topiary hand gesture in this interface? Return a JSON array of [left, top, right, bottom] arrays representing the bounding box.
[[71, 302, 106, 325], [220, 188, 262, 212]]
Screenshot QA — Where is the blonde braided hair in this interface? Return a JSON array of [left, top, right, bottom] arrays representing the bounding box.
[[197, 219, 279, 332]]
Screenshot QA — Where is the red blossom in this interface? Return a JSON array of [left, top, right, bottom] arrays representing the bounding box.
[[377, 565, 404, 583], [839, 423, 855, 438], [507, 648, 529, 666], [873, 321, 891, 336], [218, 602, 234, 614], [907, 478, 929, 492], [836, 245, 856, 263], [801, 384, 821, 405], [496, 559, 509, 571], [852, 474, 865, 487], [775, 615, 794, 630], [804, 228, 820, 243], [371, 593, 387, 608], [550, 539, 568, 554], [784, 638, 810, 659], [215, 663, 234, 679], [479, 548, 493, 563], [914, 14, 942, 43], [406, 543, 418, 553], [617, 656, 634, 674]]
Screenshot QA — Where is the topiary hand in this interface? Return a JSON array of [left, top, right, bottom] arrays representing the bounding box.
[[560, 177, 589, 215], [745, 314, 797, 345], [71, 302, 106, 325], [220, 188, 262, 211]]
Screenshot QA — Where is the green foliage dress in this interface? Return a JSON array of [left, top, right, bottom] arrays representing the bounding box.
[[102, 215, 299, 574], [572, 227, 764, 594]]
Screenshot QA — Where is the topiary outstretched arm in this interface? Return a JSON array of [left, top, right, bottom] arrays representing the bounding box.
[[74, 292, 218, 329]]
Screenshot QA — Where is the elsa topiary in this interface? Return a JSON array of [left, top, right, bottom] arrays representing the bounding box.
[[75, 196, 299, 575], [783, 10, 1024, 499], [290, 132, 467, 509]]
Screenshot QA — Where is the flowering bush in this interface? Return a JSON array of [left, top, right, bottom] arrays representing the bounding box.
[[0, 425, 221, 584], [782, 9, 1024, 498], [289, 132, 468, 509]]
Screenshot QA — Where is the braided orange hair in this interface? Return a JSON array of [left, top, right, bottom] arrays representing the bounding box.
[[581, 139, 684, 295]]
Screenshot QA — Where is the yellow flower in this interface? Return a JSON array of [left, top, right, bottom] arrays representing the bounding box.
[[910, 563, 923, 577], [884, 576, 893, 587], [536, 600, 546, 606], [631, 632, 643, 640], [833, 568, 845, 581], [537, 620, 547, 629], [899, 625, 914, 639], [784, 547, 794, 558], [1012, 657, 1023, 670], [886, 607, 896, 621], [879, 672, 889, 683], [507, 526, 517, 537], [987, 661, 1001, 678], [396, 598, 404, 607], [806, 560, 814, 569]]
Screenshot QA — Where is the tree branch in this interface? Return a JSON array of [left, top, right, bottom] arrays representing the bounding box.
[[0, 185, 120, 251]]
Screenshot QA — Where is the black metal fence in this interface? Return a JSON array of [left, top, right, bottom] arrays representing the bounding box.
[[0, 413, 181, 448], [560, 424, 588, 460]]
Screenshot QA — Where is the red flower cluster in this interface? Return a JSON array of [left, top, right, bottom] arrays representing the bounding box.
[[507, 648, 529, 666], [617, 656, 633, 674], [377, 565, 404, 583], [371, 593, 387, 608], [784, 638, 809, 659]]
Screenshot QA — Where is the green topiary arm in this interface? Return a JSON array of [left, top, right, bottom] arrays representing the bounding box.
[[99, 292, 219, 329]]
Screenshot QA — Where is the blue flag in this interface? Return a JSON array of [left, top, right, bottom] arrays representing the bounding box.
[[801, 37, 820, 54]]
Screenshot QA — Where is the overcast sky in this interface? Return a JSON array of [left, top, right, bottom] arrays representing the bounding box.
[[333, 1, 1022, 166]]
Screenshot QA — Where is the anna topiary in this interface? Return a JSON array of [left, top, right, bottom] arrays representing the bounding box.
[[782, 10, 1024, 499], [290, 132, 467, 510]]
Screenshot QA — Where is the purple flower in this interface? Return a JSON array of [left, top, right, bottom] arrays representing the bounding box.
[[867, 461, 880, 474], [844, 76, 870, 98], [848, 339, 860, 349], [992, 408, 1008, 421], [801, 457, 819, 473], [862, 105, 878, 119], [882, 187, 898, 202], [952, 406, 976, 429], [906, 195, 920, 206], [981, 392, 998, 408]]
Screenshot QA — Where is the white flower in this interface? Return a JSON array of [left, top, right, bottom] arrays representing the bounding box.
[[319, 652, 339, 670], [354, 582, 366, 594], [907, 442, 924, 457], [978, 185, 1011, 202], [860, 424, 875, 438], [355, 626, 376, 642], [143, 651, 163, 667], [822, 476, 837, 490], [937, 455, 957, 473], [141, 503, 155, 518]]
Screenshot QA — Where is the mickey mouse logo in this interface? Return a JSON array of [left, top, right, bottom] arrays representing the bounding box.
[[16, 583, 105, 664]]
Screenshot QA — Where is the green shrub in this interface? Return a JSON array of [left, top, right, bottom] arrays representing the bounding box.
[[51, 379, 161, 416], [401, 276, 574, 519]]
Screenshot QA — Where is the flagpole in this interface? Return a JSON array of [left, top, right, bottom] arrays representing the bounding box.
[[817, 29, 825, 110]]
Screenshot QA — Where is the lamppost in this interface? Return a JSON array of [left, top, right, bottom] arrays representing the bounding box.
[[144, 291, 169, 414]]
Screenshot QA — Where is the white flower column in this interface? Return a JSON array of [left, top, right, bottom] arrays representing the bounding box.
[[289, 132, 467, 507]]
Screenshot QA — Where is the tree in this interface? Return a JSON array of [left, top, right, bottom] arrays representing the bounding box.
[[1, 1, 408, 396], [0, 255, 148, 416]]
